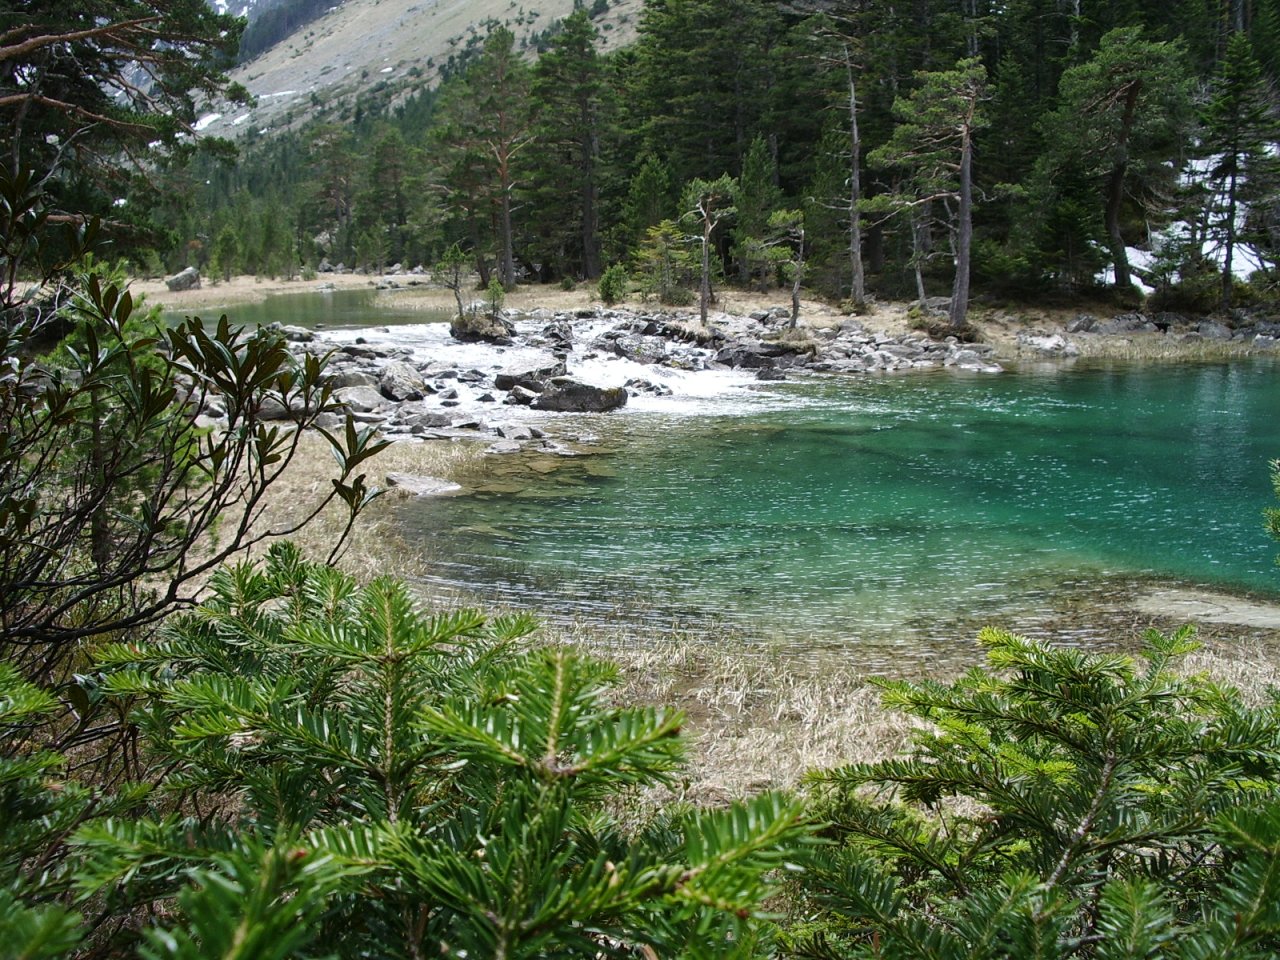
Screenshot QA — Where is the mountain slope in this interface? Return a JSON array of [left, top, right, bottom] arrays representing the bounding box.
[[197, 0, 642, 137]]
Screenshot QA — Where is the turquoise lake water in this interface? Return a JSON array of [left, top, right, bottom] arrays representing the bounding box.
[[402, 360, 1280, 662]]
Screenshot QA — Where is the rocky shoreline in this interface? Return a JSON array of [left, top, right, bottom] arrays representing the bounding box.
[[210, 305, 1007, 452], [182, 296, 1280, 463], [1006, 310, 1280, 358]]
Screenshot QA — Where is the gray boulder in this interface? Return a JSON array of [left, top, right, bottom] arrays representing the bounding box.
[[946, 349, 1003, 373], [326, 368, 378, 389], [341, 343, 398, 360], [164, 266, 201, 292], [531, 378, 628, 413], [496, 423, 536, 441], [713, 344, 777, 369], [379, 361, 430, 402], [611, 334, 668, 364], [505, 385, 540, 406], [271, 324, 314, 343], [1195, 320, 1233, 340], [1017, 332, 1079, 357], [256, 395, 311, 420], [540, 322, 575, 350], [1097, 313, 1157, 334], [396, 405, 454, 431], [495, 360, 566, 391], [625, 378, 673, 397], [337, 385, 386, 413]]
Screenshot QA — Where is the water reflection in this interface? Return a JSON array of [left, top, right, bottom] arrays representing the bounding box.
[[162, 287, 453, 329]]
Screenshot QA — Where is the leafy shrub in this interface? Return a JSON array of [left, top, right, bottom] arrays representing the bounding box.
[[598, 263, 628, 304], [794, 627, 1280, 959], [1, 168, 387, 687]]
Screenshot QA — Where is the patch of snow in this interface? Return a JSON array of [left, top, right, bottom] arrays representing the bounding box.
[[193, 113, 222, 132], [231, 113, 252, 126], [380, 66, 394, 74], [257, 90, 298, 99]]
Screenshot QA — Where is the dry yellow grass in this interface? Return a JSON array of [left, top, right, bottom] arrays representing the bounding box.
[[1066, 334, 1260, 362], [542, 627, 932, 808], [247, 430, 486, 580]]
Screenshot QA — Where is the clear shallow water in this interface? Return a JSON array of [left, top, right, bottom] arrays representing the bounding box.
[[163, 288, 452, 329], [402, 361, 1280, 662]]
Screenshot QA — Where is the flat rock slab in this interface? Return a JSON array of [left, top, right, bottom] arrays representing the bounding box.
[[1133, 588, 1280, 629], [385, 473, 463, 497]]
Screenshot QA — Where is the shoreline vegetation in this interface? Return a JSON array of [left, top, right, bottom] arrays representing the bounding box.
[[135, 272, 1277, 363], [169, 273, 1280, 801]]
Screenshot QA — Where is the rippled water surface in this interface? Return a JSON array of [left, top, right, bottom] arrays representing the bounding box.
[[401, 361, 1280, 662]]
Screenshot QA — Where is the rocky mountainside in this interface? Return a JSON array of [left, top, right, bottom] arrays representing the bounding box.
[[195, 0, 643, 138]]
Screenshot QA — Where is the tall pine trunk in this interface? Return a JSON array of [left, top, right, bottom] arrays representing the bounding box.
[[1105, 80, 1142, 293], [1222, 163, 1239, 311], [500, 178, 517, 290], [845, 46, 866, 306], [581, 130, 602, 280], [949, 132, 974, 328]]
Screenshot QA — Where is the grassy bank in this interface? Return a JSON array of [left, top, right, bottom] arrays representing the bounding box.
[[251, 431, 486, 580]]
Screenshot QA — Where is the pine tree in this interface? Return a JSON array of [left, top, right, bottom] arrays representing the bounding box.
[[867, 57, 988, 328], [527, 11, 607, 280], [799, 627, 1280, 959], [1039, 28, 1192, 294], [680, 175, 738, 325], [0, 0, 246, 223], [306, 125, 357, 262], [732, 136, 782, 287], [433, 27, 533, 290], [1199, 32, 1280, 309], [211, 224, 241, 282], [623, 155, 676, 251], [632, 0, 784, 185], [78, 546, 812, 958]]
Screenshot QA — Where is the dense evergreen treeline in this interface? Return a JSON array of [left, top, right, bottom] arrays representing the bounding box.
[[151, 0, 1280, 317], [237, 0, 336, 63]]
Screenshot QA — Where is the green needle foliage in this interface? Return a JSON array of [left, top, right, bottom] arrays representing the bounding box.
[[794, 627, 1280, 959], [76, 544, 810, 958], [1265, 459, 1280, 551]]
